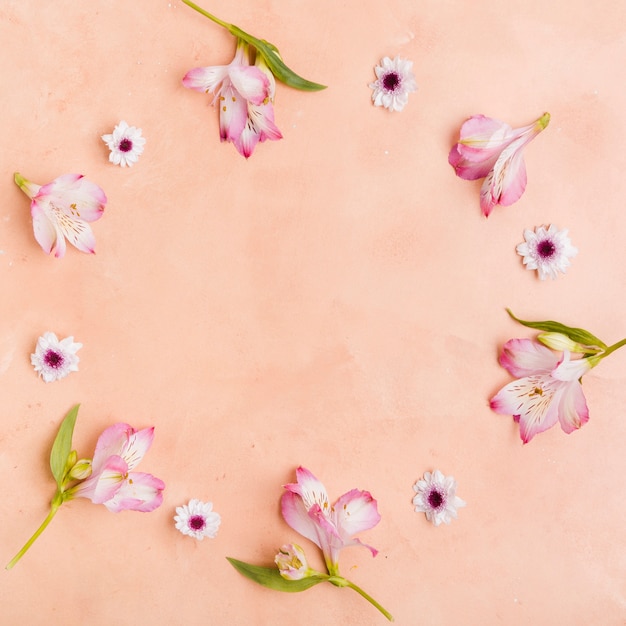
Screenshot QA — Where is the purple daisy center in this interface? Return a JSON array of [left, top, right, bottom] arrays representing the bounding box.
[[428, 489, 444, 510], [43, 349, 64, 369], [119, 138, 133, 153], [189, 515, 206, 531], [383, 71, 401, 92], [537, 239, 556, 259]]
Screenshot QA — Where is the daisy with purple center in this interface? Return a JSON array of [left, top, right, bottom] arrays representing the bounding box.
[[30, 331, 82, 383], [369, 55, 417, 112], [516, 224, 578, 280], [412, 470, 466, 526], [102, 121, 146, 167], [174, 498, 221, 540]]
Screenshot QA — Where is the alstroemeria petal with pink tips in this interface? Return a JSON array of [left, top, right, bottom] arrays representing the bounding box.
[[449, 112, 549, 217], [89, 423, 154, 474], [103, 472, 165, 513], [498, 338, 560, 377], [334, 489, 381, 547]]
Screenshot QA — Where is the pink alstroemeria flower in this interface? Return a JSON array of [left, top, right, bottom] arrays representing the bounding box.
[[490, 338, 592, 443], [71, 423, 164, 512], [182, 40, 282, 158], [14, 172, 106, 257], [448, 112, 550, 217], [281, 466, 381, 576]]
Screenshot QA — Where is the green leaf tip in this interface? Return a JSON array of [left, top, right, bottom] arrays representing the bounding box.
[[226, 557, 327, 592]]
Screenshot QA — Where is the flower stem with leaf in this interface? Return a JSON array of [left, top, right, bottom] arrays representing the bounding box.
[[180, 0, 326, 91], [6, 405, 84, 570]]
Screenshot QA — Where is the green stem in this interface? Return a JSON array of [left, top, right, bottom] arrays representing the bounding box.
[[5, 497, 61, 570], [599, 337, 626, 360], [181, 0, 232, 31], [344, 579, 394, 622]]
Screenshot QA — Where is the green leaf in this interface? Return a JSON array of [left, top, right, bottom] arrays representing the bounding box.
[[226, 558, 327, 592], [506, 309, 607, 350], [49, 405, 80, 488], [229, 26, 327, 91]]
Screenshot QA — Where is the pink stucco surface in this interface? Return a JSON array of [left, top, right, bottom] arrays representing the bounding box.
[[1, 1, 625, 624]]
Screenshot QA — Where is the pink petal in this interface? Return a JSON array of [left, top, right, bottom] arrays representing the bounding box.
[[41, 175, 106, 222], [232, 103, 282, 158], [72, 455, 128, 503], [498, 338, 560, 377], [557, 382, 589, 434], [490, 375, 560, 443], [182, 65, 230, 94], [228, 65, 269, 106], [233, 124, 261, 158], [552, 353, 593, 382], [517, 389, 560, 443], [333, 489, 381, 538], [55, 213, 97, 254], [285, 466, 330, 503], [455, 115, 516, 161], [120, 427, 155, 471], [90, 423, 135, 474], [448, 145, 498, 180], [218, 83, 247, 142], [31, 204, 60, 256], [280, 491, 323, 550], [103, 472, 165, 513], [493, 147, 528, 207]]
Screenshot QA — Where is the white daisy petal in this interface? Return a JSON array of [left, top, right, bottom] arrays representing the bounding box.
[[174, 498, 221, 540]]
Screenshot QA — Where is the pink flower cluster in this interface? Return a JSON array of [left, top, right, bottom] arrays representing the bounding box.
[[70, 423, 164, 512], [490, 338, 592, 443], [183, 41, 282, 158]]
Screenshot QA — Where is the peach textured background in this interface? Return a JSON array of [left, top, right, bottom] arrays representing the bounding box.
[[1, 1, 625, 624]]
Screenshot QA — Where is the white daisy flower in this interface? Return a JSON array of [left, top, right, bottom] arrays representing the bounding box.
[[516, 224, 578, 280], [412, 469, 466, 526], [174, 499, 221, 540], [31, 331, 82, 383], [102, 120, 146, 167], [369, 55, 417, 112]]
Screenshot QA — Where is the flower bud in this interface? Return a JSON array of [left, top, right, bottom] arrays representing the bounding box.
[[68, 459, 92, 481], [275, 543, 309, 580], [537, 332, 594, 353]]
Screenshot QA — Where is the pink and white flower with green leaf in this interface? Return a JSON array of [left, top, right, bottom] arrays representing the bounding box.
[[448, 112, 550, 217], [491, 310, 626, 443], [181, 0, 325, 158], [6, 406, 164, 569], [227, 466, 393, 621]]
